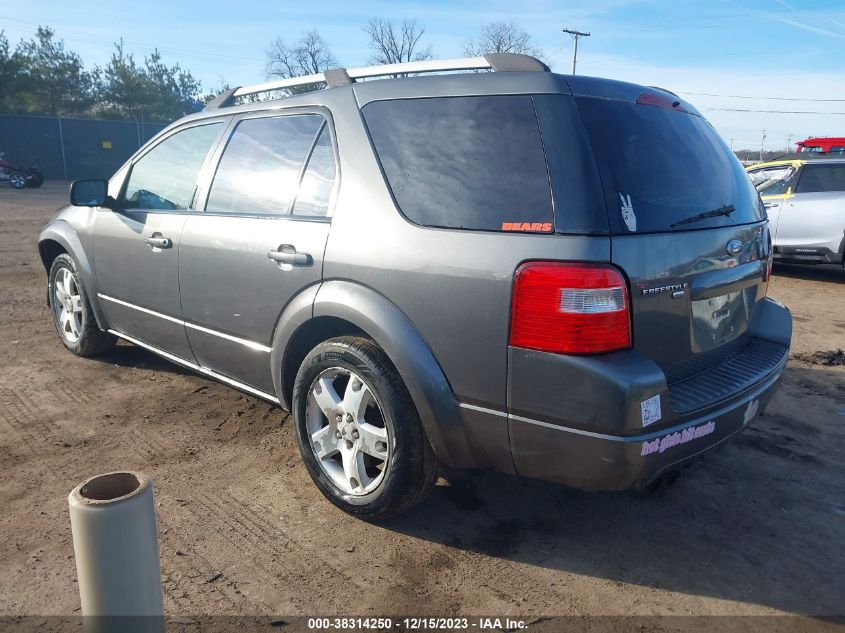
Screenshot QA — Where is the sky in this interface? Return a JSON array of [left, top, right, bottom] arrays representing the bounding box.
[[4, 0, 845, 152]]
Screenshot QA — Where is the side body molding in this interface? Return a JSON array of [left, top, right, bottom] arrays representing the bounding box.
[[38, 220, 109, 331], [307, 280, 472, 469]]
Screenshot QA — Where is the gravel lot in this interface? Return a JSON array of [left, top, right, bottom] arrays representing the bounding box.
[[1, 182, 843, 623]]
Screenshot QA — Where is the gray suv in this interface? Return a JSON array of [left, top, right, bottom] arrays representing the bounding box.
[[38, 54, 792, 520]]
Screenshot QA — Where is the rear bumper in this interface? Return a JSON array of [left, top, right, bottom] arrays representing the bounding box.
[[506, 297, 792, 490], [509, 358, 785, 490]]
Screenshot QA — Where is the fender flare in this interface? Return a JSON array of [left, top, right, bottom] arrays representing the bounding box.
[[37, 220, 109, 331], [270, 283, 320, 409], [272, 280, 474, 469]]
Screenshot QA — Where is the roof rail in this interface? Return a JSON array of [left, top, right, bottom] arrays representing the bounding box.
[[204, 53, 548, 111]]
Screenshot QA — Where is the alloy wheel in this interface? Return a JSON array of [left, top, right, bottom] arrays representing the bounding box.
[[9, 173, 26, 189], [53, 267, 84, 343], [305, 367, 390, 495]]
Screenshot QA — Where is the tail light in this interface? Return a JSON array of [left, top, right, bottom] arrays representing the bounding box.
[[510, 262, 631, 355], [763, 227, 774, 296], [764, 255, 774, 296]]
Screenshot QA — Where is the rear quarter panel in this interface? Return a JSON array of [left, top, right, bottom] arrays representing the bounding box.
[[323, 92, 610, 411]]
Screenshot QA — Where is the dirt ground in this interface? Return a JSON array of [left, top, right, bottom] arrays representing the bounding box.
[[0, 181, 843, 622]]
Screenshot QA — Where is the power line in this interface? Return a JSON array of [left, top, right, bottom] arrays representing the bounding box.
[[679, 91, 845, 103], [701, 107, 845, 115]]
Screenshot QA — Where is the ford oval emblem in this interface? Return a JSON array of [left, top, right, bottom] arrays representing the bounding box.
[[726, 239, 743, 255]]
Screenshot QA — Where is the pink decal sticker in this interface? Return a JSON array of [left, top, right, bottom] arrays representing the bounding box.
[[641, 420, 716, 457]]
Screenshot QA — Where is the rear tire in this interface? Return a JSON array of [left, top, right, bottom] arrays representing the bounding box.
[[48, 254, 116, 356], [293, 336, 438, 521]]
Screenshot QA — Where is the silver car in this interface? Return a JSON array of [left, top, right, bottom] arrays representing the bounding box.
[[750, 157, 845, 266]]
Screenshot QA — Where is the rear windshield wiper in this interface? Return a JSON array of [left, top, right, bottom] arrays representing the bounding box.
[[671, 204, 736, 228]]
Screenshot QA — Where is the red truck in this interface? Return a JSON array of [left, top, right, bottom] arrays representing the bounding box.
[[796, 137, 845, 154]]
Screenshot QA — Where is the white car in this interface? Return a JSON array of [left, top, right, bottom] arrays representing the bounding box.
[[749, 157, 845, 265]]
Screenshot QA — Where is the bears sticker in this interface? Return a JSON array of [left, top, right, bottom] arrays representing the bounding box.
[[501, 222, 553, 232]]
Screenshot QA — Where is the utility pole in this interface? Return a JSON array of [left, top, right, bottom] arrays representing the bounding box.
[[729, 138, 735, 152], [786, 133, 793, 154], [760, 129, 766, 163], [562, 28, 591, 75]]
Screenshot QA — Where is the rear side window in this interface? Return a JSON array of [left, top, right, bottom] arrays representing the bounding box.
[[363, 96, 553, 232], [206, 114, 323, 215], [795, 164, 845, 193], [292, 126, 336, 217], [577, 97, 763, 233], [123, 122, 222, 211]]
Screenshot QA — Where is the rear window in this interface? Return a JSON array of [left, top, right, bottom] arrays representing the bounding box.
[[795, 164, 845, 193], [576, 97, 763, 233]]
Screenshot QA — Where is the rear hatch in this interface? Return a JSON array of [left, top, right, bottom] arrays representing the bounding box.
[[572, 89, 771, 412]]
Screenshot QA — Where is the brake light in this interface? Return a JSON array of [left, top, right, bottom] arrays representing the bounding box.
[[510, 262, 632, 355], [636, 91, 687, 112]]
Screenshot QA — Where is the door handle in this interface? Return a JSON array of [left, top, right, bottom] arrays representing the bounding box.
[[267, 244, 312, 266], [144, 234, 172, 249]]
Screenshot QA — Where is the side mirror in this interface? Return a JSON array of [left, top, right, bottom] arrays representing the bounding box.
[[70, 179, 111, 207]]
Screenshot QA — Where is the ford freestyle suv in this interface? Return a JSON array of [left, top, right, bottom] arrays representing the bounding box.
[[38, 54, 792, 520], [748, 157, 845, 266]]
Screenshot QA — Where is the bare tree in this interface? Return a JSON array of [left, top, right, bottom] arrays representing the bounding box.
[[363, 18, 433, 65], [265, 30, 338, 93], [464, 22, 545, 64]]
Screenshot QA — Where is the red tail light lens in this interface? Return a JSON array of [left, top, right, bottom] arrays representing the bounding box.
[[764, 255, 774, 296], [763, 227, 774, 296], [510, 262, 632, 355]]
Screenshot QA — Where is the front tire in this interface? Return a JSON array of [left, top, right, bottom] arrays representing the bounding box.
[[9, 172, 26, 189], [48, 254, 116, 356], [293, 336, 438, 521]]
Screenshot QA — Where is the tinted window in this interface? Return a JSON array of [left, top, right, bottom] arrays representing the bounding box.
[[532, 95, 609, 233], [363, 96, 553, 232], [292, 126, 336, 216], [123, 122, 222, 210], [206, 114, 323, 215], [796, 164, 845, 193], [577, 97, 763, 233]]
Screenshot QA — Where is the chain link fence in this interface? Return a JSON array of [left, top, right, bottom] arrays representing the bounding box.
[[0, 114, 168, 181]]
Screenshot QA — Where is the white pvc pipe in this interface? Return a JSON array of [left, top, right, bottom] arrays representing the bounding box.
[[68, 472, 164, 619]]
